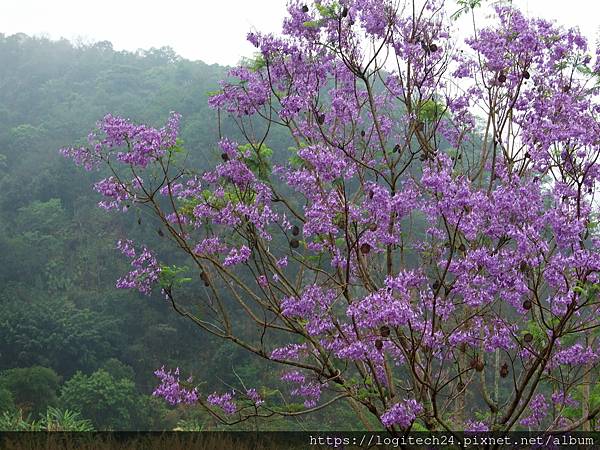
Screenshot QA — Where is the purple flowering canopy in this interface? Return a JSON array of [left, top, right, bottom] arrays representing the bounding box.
[[62, 0, 600, 433]]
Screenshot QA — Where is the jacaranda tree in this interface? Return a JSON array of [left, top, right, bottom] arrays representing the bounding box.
[[62, 0, 600, 433]]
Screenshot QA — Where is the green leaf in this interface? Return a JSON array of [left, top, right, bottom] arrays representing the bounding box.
[[159, 265, 191, 288], [303, 20, 322, 28], [416, 98, 446, 123]]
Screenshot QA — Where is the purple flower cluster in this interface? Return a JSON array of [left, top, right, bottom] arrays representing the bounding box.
[[94, 177, 132, 211], [380, 399, 423, 429], [281, 371, 324, 408], [223, 245, 251, 267], [280, 285, 336, 336], [520, 394, 548, 428], [245, 388, 264, 406], [115, 240, 161, 295], [61, 112, 181, 170], [207, 391, 237, 415], [152, 366, 199, 405]]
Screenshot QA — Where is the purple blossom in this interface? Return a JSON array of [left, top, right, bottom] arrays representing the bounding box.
[[465, 421, 489, 432], [520, 394, 548, 428], [207, 391, 237, 415], [223, 245, 251, 266], [115, 240, 161, 295], [245, 388, 264, 406], [280, 370, 324, 409], [152, 366, 199, 405], [380, 399, 423, 429], [94, 177, 131, 211], [194, 237, 227, 256]]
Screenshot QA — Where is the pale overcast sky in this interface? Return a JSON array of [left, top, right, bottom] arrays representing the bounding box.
[[0, 0, 598, 66]]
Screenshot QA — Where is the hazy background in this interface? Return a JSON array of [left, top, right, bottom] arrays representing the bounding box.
[[0, 0, 598, 66]]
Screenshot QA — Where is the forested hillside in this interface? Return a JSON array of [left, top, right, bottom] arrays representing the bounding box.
[[0, 33, 359, 431]]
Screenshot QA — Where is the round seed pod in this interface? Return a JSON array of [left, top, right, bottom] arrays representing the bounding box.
[[301, 5, 309, 12], [317, 114, 325, 125], [361, 130, 366, 137], [524, 152, 531, 159], [498, 72, 507, 83], [221, 153, 230, 161], [432, 280, 440, 291], [292, 225, 300, 236], [368, 190, 374, 199], [458, 243, 466, 252], [429, 43, 438, 52], [500, 362, 509, 378], [341, 6, 348, 17], [523, 333, 533, 343], [380, 325, 391, 337], [368, 223, 378, 232], [470, 357, 484, 372], [522, 300, 532, 310], [375, 339, 383, 351], [523, 70, 530, 79], [360, 243, 371, 254], [519, 261, 529, 272], [200, 272, 210, 287], [290, 239, 300, 249], [420, 154, 428, 162], [393, 144, 401, 153], [157, 228, 164, 237]]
